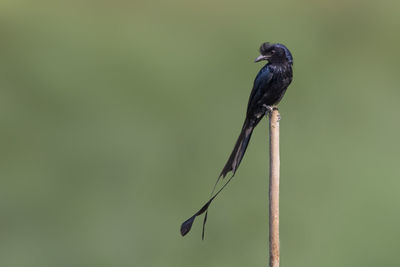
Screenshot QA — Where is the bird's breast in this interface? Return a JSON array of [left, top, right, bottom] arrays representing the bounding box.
[[263, 65, 292, 105]]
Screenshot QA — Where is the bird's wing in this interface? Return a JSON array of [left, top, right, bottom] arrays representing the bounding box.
[[247, 66, 273, 115]]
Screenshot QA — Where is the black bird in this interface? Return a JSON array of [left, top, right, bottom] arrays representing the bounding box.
[[181, 42, 293, 239]]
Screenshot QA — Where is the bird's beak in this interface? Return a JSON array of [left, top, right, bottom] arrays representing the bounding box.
[[254, 54, 269, 63]]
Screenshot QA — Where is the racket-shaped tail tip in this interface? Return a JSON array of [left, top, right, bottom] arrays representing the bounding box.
[[180, 215, 196, 236]]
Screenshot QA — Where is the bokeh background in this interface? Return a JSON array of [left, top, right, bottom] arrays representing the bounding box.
[[1, 0, 400, 266]]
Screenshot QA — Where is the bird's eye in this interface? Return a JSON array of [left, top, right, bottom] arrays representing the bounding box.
[[271, 50, 275, 54]]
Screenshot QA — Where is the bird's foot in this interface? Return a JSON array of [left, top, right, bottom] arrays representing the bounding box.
[[263, 105, 274, 116], [263, 105, 274, 114]]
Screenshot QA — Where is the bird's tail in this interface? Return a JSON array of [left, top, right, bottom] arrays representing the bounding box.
[[219, 117, 258, 179], [180, 116, 262, 239]]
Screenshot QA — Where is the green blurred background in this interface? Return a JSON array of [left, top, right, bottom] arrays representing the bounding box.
[[1, 0, 400, 266]]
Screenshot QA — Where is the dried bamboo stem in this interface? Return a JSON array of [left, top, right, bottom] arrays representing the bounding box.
[[268, 109, 280, 267]]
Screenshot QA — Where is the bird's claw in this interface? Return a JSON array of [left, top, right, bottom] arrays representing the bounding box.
[[263, 105, 274, 116]]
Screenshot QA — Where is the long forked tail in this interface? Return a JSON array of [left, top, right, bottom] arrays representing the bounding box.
[[180, 116, 262, 239], [219, 118, 257, 179]]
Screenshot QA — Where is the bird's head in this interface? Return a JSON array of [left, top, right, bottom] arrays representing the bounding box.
[[254, 42, 293, 65]]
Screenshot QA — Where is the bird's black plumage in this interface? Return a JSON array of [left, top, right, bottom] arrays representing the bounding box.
[[181, 42, 293, 238]]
